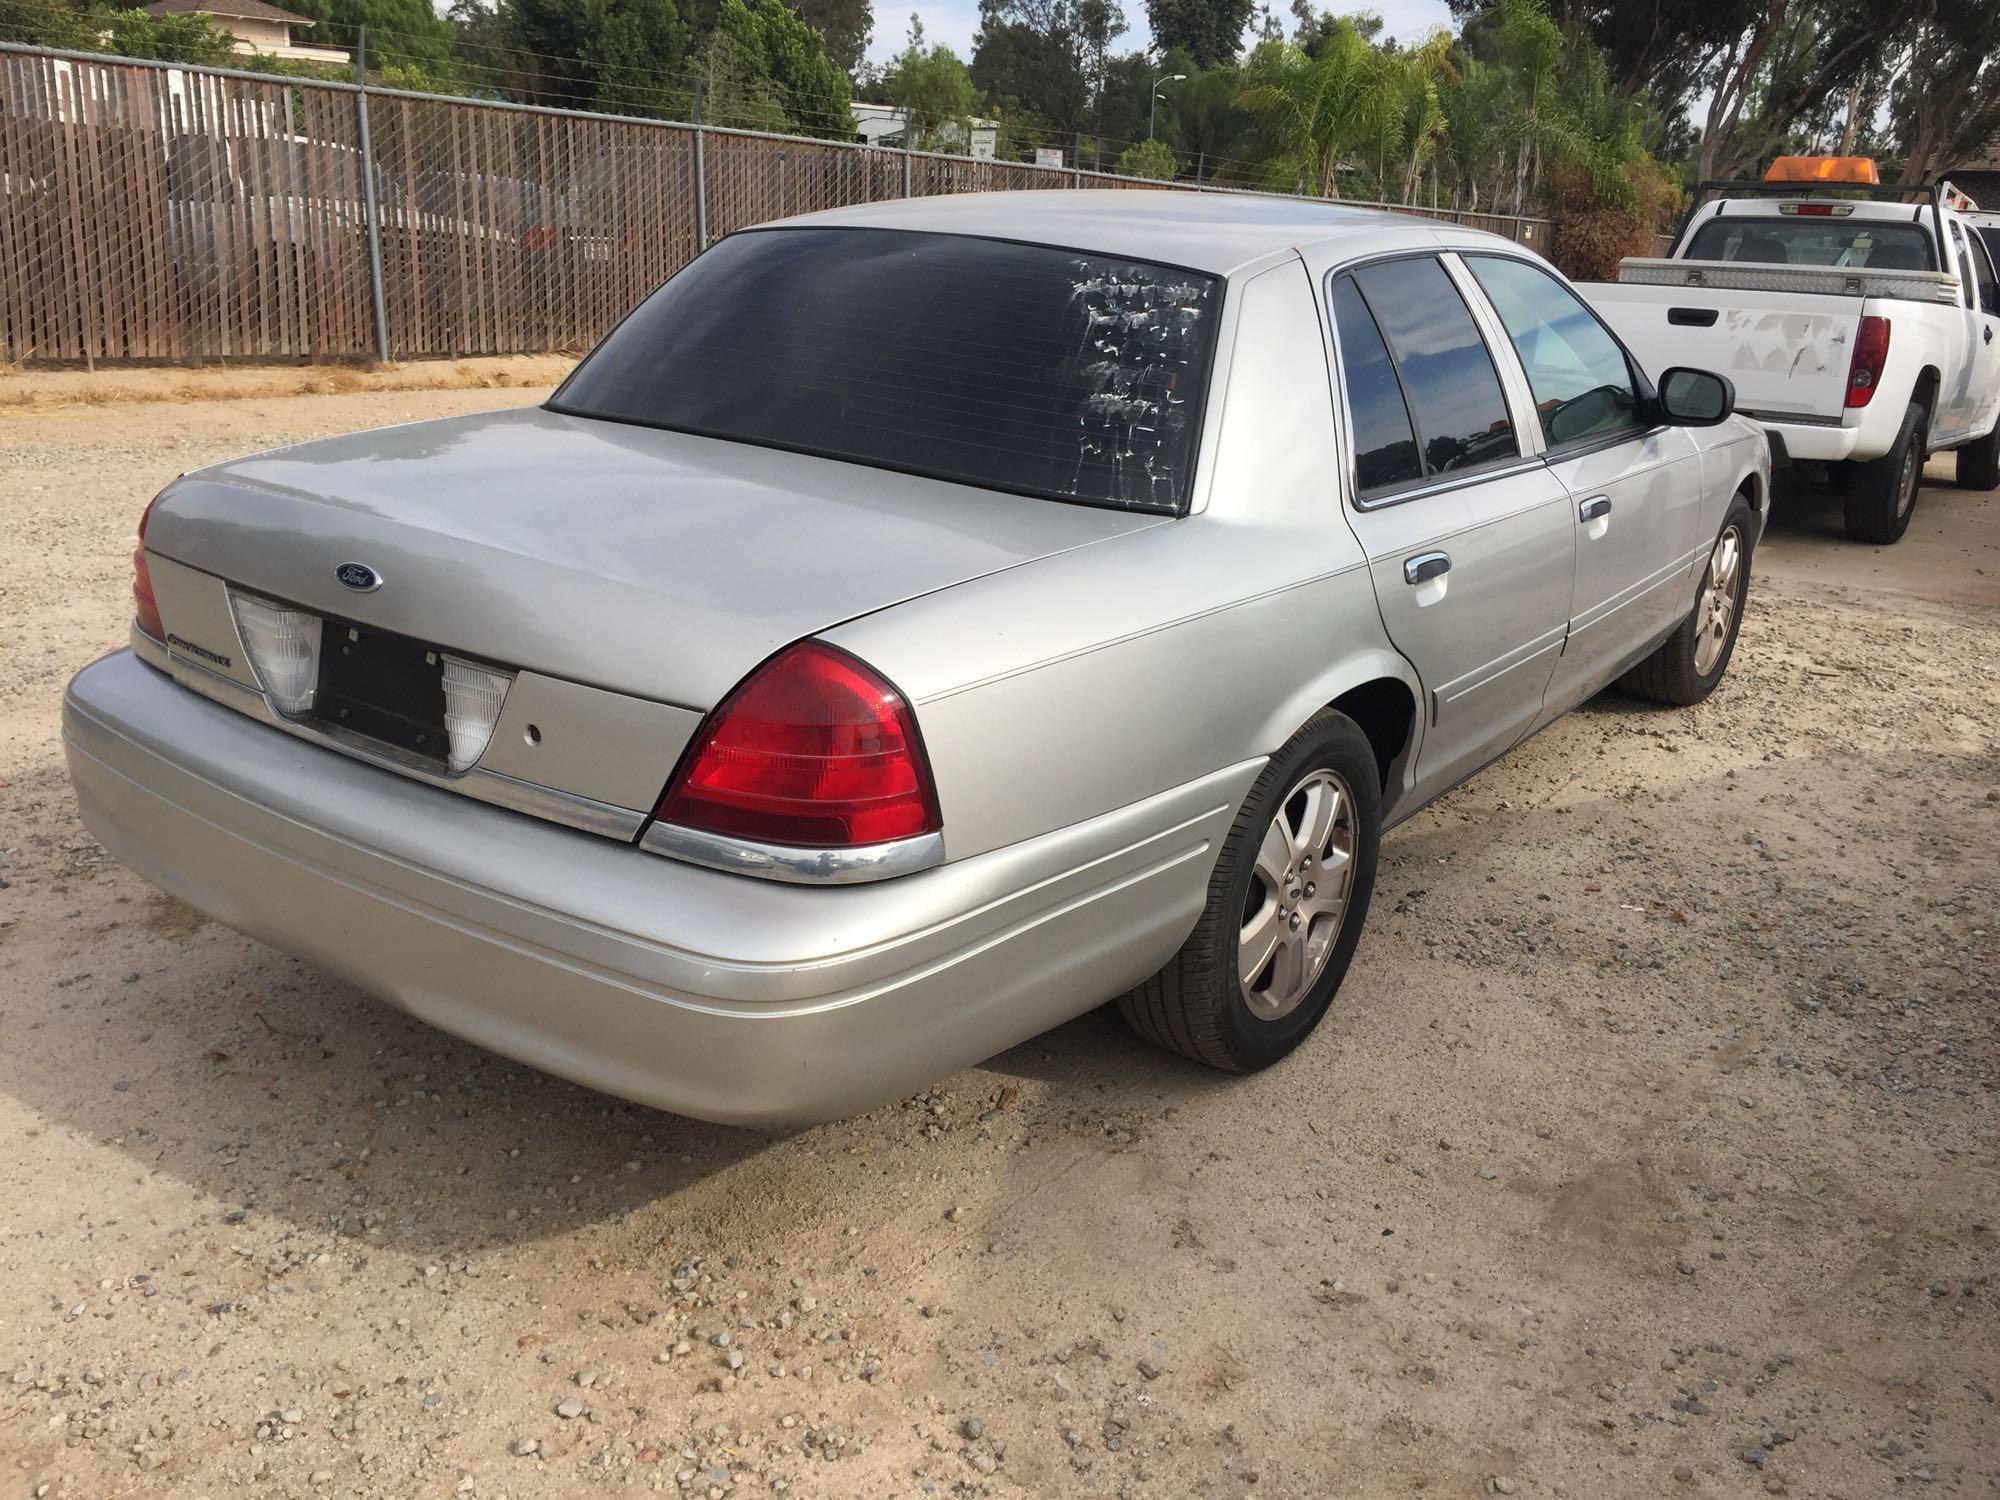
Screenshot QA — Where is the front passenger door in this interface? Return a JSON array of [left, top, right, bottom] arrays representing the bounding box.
[[1462, 254, 1702, 718]]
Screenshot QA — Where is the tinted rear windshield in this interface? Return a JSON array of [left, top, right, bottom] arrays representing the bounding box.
[[1685, 216, 1936, 272], [549, 227, 1221, 514]]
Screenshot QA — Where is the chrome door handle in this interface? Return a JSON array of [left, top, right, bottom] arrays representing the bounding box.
[[1403, 551, 1451, 585], [1579, 495, 1612, 521]]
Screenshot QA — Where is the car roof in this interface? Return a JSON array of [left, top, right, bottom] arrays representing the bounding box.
[[768, 188, 1523, 277]]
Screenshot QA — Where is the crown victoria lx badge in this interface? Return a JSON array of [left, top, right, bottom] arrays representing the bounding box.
[[336, 562, 383, 592]]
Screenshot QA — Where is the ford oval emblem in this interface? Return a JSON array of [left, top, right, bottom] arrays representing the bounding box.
[[335, 562, 382, 592]]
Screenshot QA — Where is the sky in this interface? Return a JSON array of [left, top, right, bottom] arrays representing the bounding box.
[[862, 0, 1457, 66]]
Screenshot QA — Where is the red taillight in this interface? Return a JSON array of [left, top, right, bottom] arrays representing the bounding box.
[[1846, 315, 1891, 408], [658, 641, 941, 848], [133, 496, 164, 640]]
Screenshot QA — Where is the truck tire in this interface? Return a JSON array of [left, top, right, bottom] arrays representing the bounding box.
[[1958, 421, 2000, 491], [1842, 402, 1926, 544]]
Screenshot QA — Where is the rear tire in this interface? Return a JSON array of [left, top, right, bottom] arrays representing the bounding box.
[[1620, 497, 1754, 707], [1119, 710, 1380, 1073], [1842, 401, 1926, 543], [1958, 421, 2000, 491]]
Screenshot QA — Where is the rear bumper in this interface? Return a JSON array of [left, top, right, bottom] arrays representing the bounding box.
[[1752, 417, 1867, 465], [63, 650, 1248, 1126]]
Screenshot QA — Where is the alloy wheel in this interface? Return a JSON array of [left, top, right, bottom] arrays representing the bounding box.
[[1238, 767, 1357, 1021], [1694, 523, 1743, 677]]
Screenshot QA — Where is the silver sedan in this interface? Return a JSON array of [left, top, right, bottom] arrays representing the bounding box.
[[62, 191, 1769, 1125]]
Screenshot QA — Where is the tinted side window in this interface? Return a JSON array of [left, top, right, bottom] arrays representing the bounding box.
[[1969, 230, 2000, 316], [1466, 255, 1640, 447], [1349, 257, 1519, 478], [1329, 276, 1421, 495]]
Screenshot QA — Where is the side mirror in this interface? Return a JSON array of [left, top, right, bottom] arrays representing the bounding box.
[[1656, 367, 1735, 427]]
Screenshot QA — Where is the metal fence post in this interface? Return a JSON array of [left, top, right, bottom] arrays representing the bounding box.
[[901, 110, 912, 197], [353, 28, 391, 364], [1072, 133, 1082, 188], [693, 82, 708, 251]]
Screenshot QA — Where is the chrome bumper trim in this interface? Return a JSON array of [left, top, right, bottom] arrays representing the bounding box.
[[639, 820, 945, 885]]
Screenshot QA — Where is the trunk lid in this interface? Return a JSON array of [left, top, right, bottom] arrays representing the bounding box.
[[145, 406, 1168, 709]]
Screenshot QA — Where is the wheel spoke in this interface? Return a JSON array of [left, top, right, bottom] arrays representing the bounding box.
[[1238, 900, 1284, 988], [1265, 930, 1305, 1010], [1298, 780, 1341, 861], [1254, 819, 1291, 889]]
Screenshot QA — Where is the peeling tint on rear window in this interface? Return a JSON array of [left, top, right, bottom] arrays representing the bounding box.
[[549, 227, 1220, 513]]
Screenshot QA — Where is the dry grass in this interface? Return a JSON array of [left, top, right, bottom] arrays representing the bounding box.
[[0, 354, 578, 411]]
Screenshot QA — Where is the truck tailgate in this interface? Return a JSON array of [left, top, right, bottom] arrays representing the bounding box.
[[1588, 281, 1859, 423]]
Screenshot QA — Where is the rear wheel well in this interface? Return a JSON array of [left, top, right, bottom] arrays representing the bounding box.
[[1913, 367, 1940, 425], [1329, 678, 1416, 791]]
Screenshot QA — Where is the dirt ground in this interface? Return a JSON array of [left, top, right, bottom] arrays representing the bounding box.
[[2, 389, 1996, 1500]]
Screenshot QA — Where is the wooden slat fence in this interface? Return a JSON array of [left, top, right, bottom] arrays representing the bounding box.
[[0, 42, 1555, 366]]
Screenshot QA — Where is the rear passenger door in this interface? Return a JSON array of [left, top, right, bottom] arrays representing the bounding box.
[[1957, 225, 2000, 443], [1323, 254, 1575, 807], [1460, 254, 1703, 717]]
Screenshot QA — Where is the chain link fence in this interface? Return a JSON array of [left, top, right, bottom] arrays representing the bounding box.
[[0, 42, 1554, 367]]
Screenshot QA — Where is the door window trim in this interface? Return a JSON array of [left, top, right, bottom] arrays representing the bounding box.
[[1322, 250, 1529, 510], [1454, 249, 1660, 458]]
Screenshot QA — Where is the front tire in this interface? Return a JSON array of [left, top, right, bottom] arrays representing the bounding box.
[[1621, 497, 1754, 707], [1958, 420, 2000, 491], [1119, 711, 1380, 1072], [1843, 401, 1926, 543]]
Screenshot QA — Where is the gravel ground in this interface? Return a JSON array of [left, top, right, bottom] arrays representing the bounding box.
[[2, 391, 1997, 1500]]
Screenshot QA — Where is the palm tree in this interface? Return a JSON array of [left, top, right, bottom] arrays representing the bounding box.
[[1394, 28, 1458, 205], [1238, 18, 1383, 198], [1439, 55, 1505, 211]]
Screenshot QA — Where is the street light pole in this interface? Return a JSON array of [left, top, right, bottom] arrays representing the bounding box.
[[1149, 73, 1187, 140]]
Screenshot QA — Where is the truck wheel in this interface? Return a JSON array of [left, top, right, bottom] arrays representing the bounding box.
[[1958, 422, 2000, 491], [1842, 402, 1926, 543], [1621, 496, 1754, 707], [1119, 710, 1380, 1073]]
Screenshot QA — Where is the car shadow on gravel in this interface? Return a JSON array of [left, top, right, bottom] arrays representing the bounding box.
[[2, 864, 1222, 1264], [0, 893, 781, 1259]]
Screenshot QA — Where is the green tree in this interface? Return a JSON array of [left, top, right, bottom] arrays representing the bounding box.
[[0, 0, 96, 48], [714, 0, 852, 137], [101, 8, 237, 62], [883, 16, 980, 149], [689, 23, 790, 129], [971, 0, 1121, 140], [1238, 17, 1391, 195], [1115, 135, 1177, 177], [1438, 52, 1504, 207], [290, 0, 461, 83], [1144, 0, 1249, 70], [499, 0, 689, 116], [1888, 0, 2000, 185], [790, 0, 871, 74]]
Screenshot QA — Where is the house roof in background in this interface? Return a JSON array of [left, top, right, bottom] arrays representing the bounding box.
[[142, 0, 318, 26]]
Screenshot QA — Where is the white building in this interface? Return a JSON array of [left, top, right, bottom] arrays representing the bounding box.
[[851, 102, 997, 160], [140, 0, 351, 65]]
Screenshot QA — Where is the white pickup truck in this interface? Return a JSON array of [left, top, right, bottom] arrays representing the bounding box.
[[1589, 179, 2000, 543]]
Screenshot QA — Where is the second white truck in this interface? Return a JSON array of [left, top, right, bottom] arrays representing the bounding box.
[[1589, 165, 2000, 543]]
